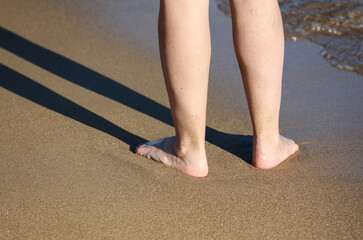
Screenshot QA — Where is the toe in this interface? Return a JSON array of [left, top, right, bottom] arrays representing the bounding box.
[[288, 139, 299, 152], [135, 145, 145, 154]]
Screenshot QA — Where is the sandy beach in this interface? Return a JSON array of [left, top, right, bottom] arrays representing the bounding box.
[[1, 0, 362, 238]]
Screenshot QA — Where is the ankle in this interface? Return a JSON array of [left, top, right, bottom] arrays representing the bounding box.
[[173, 138, 208, 172], [253, 133, 280, 145], [174, 139, 205, 157]]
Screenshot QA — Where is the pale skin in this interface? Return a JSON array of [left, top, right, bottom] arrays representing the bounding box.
[[136, 0, 299, 177]]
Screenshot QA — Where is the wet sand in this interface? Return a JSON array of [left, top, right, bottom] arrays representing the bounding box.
[[0, 0, 362, 239]]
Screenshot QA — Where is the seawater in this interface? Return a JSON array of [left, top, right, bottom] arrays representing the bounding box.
[[217, 0, 363, 76]]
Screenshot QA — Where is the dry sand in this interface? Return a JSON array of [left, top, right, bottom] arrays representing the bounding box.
[[0, 0, 362, 239]]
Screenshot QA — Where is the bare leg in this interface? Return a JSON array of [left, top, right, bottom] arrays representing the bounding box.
[[230, 0, 299, 169], [136, 0, 210, 177]]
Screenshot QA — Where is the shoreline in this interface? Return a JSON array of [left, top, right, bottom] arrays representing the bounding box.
[[0, 0, 362, 238]]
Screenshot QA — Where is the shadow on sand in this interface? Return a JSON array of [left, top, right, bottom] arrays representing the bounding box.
[[0, 26, 252, 164]]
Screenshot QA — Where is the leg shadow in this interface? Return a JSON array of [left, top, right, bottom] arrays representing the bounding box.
[[0, 27, 252, 164], [0, 64, 146, 148], [0, 26, 173, 126], [206, 129, 252, 164]]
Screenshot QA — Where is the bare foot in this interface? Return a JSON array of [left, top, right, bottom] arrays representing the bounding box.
[[253, 135, 299, 169], [135, 136, 208, 177]]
